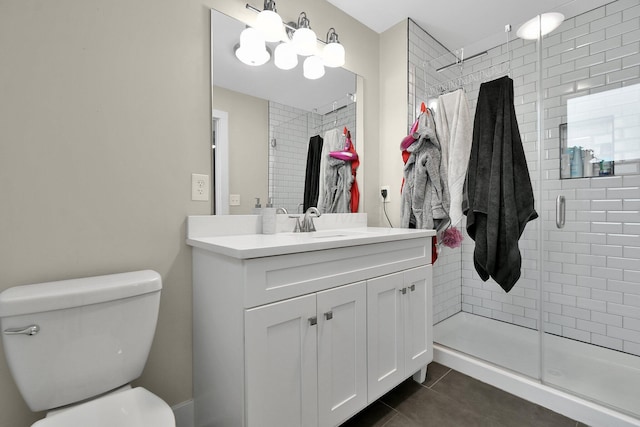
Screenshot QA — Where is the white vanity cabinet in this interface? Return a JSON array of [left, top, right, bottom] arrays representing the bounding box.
[[245, 281, 367, 427], [188, 222, 434, 427]]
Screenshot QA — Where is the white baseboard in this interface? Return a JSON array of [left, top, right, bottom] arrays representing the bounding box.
[[172, 399, 194, 427]]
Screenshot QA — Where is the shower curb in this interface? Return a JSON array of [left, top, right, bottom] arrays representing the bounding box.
[[434, 344, 640, 427]]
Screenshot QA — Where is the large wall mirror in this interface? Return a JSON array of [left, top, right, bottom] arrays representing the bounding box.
[[211, 9, 359, 215]]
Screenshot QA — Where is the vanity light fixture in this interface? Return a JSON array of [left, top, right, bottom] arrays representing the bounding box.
[[235, 27, 271, 66], [303, 55, 325, 79], [255, 0, 283, 42], [516, 12, 565, 40], [241, 3, 347, 78], [291, 12, 317, 56], [274, 41, 298, 70], [322, 28, 345, 68]]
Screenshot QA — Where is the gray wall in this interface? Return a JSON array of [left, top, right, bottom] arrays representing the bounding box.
[[213, 86, 269, 214], [0, 0, 381, 425], [0, 2, 212, 425]]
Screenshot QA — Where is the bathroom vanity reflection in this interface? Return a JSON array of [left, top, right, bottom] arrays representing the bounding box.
[[187, 215, 434, 426]]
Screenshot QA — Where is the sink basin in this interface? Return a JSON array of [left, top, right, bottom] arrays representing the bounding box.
[[308, 230, 368, 239]]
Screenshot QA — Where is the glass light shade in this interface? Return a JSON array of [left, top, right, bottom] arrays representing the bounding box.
[[274, 42, 298, 70], [303, 55, 325, 80], [255, 10, 284, 42], [516, 12, 564, 40], [323, 42, 345, 68], [235, 46, 270, 66], [292, 27, 317, 56], [235, 27, 270, 66]]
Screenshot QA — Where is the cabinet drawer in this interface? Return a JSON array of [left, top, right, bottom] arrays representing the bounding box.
[[243, 239, 430, 308]]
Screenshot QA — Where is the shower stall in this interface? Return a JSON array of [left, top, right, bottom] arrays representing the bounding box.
[[409, 0, 640, 425]]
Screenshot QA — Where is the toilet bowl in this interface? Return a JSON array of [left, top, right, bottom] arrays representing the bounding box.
[[32, 386, 174, 427], [0, 270, 175, 426]]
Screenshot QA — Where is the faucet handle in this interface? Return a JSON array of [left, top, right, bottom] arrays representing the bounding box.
[[301, 207, 320, 232], [289, 215, 302, 232], [303, 217, 316, 232]]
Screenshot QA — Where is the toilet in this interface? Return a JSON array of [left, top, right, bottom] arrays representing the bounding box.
[[0, 270, 175, 426]]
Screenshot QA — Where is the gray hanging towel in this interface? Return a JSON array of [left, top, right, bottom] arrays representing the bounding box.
[[463, 76, 538, 293]]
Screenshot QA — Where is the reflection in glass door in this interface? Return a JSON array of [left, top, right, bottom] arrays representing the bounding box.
[[540, 0, 640, 417], [420, 20, 543, 381]]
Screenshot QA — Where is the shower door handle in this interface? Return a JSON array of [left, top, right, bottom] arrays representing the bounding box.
[[556, 195, 566, 229], [4, 325, 39, 336]]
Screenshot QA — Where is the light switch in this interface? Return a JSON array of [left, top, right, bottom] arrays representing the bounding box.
[[191, 174, 209, 201]]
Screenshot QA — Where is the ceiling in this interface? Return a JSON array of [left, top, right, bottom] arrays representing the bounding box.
[[327, 0, 613, 54]]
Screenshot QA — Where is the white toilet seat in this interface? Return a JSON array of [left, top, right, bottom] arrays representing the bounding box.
[[32, 387, 175, 427]]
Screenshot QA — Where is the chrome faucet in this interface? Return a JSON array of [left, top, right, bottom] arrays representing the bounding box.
[[300, 207, 321, 232]]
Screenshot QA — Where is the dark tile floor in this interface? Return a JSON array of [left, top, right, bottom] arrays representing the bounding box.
[[341, 362, 588, 427]]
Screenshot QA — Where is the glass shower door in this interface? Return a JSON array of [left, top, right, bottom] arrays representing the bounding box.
[[424, 21, 543, 381], [540, 0, 640, 417]]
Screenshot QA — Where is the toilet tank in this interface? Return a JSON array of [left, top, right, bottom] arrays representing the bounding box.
[[0, 270, 162, 412]]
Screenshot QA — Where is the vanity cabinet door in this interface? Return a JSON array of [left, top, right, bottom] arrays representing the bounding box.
[[366, 266, 433, 402], [366, 271, 405, 402], [403, 265, 432, 376], [245, 294, 318, 427], [317, 281, 367, 427]]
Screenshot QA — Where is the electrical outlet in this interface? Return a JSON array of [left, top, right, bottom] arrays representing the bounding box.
[[191, 173, 209, 201], [229, 194, 241, 206], [380, 185, 391, 202]]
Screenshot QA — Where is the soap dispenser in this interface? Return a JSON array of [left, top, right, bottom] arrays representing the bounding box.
[[252, 197, 262, 215], [262, 198, 277, 234]]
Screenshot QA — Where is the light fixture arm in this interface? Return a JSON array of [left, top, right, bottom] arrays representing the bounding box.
[[263, 0, 277, 12], [297, 12, 310, 29], [326, 28, 339, 44]]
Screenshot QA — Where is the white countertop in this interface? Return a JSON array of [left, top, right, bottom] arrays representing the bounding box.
[[187, 227, 435, 259]]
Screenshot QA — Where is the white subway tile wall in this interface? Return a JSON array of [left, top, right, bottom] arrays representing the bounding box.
[[409, 0, 640, 356], [268, 101, 357, 214], [408, 20, 465, 324]]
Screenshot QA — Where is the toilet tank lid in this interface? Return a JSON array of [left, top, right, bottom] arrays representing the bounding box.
[[0, 270, 162, 317]]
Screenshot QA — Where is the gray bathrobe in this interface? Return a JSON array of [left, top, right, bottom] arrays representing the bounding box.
[[319, 128, 352, 213], [463, 76, 538, 293], [401, 112, 451, 232], [321, 155, 352, 214]]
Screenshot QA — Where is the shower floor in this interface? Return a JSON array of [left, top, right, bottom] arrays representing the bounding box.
[[434, 312, 640, 420]]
